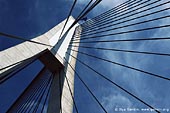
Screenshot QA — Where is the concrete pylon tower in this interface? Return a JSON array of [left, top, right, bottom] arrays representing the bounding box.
[[0, 16, 80, 113]]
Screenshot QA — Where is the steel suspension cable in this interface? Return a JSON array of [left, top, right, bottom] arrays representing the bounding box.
[[0, 57, 34, 73], [81, 0, 169, 33], [58, 0, 77, 40], [70, 45, 170, 57], [0, 56, 38, 84], [79, 8, 170, 36], [68, 48, 170, 81], [66, 51, 160, 113], [73, 24, 170, 41], [59, 0, 102, 42], [82, 0, 164, 31], [32, 75, 53, 113], [27, 76, 51, 113], [75, 0, 102, 21], [80, 15, 170, 37], [81, 0, 140, 27], [28, 74, 52, 113], [81, 0, 134, 26], [0, 32, 52, 47], [76, 0, 93, 20], [82, 0, 148, 29], [79, 7, 170, 37], [0, 62, 20, 71], [0, 49, 48, 84], [0, 50, 44, 72], [40, 75, 54, 113], [7, 74, 45, 112], [71, 37, 170, 44], [19, 75, 50, 113], [16, 75, 49, 112], [22, 73, 50, 112], [64, 57, 107, 113], [82, 0, 160, 31], [66, 0, 102, 32], [69, 0, 93, 30]]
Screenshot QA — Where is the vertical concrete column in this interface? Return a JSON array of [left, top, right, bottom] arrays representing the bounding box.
[[47, 17, 80, 113], [60, 26, 81, 113]]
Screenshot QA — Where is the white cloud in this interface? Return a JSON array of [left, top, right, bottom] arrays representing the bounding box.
[[76, 0, 170, 111], [76, 0, 126, 8], [68, 0, 127, 16], [102, 92, 132, 112], [100, 0, 126, 9]]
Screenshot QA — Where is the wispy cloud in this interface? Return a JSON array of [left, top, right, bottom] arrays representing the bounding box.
[[102, 92, 132, 112], [79, 0, 170, 111]]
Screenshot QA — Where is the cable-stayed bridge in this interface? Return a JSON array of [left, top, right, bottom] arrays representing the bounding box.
[[0, 0, 170, 113]]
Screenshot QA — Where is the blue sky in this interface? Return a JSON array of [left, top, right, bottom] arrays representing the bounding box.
[[0, 0, 170, 113], [73, 0, 170, 113], [0, 0, 115, 50]]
